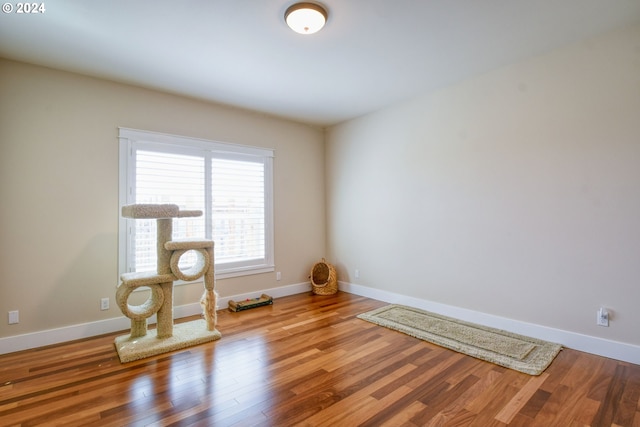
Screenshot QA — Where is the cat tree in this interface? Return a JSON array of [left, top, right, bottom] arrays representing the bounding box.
[[114, 204, 220, 363]]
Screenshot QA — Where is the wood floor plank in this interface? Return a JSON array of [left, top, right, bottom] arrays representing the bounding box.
[[517, 388, 551, 419], [0, 291, 638, 426], [298, 363, 418, 426], [615, 364, 640, 426], [425, 363, 501, 424], [494, 373, 549, 424], [412, 373, 481, 424], [380, 400, 428, 427], [461, 379, 519, 426], [572, 397, 603, 426]]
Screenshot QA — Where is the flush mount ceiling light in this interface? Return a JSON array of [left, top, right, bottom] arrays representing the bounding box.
[[285, 2, 328, 35]]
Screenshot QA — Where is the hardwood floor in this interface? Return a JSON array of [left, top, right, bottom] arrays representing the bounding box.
[[1, 292, 639, 426]]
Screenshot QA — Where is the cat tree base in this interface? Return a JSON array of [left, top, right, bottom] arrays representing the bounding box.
[[115, 319, 221, 363]]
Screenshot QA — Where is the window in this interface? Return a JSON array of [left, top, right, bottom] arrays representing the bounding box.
[[118, 128, 274, 280]]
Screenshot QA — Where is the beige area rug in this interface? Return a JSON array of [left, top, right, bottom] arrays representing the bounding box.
[[357, 305, 562, 375]]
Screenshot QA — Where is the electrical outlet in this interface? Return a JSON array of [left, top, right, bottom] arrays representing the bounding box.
[[355, 269, 360, 279], [101, 298, 110, 311], [276, 271, 281, 281], [597, 307, 609, 327], [8, 310, 19, 324]]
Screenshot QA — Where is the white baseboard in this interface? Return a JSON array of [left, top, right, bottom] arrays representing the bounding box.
[[0, 282, 312, 355], [340, 281, 640, 365], [4, 280, 638, 365]]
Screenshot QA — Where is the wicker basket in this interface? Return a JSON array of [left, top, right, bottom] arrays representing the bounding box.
[[310, 258, 337, 295]]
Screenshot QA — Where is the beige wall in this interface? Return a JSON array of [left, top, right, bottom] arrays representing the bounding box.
[[326, 24, 640, 345], [0, 59, 325, 338]]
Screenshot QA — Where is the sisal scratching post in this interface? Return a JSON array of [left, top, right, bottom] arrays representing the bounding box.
[[200, 289, 218, 331], [201, 245, 217, 330], [114, 204, 221, 363]]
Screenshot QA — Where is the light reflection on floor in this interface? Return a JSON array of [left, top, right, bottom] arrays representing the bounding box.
[[123, 335, 271, 424]]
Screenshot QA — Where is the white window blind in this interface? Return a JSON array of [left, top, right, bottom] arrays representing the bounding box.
[[212, 157, 265, 265], [133, 150, 205, 273], [118, 128, 274, 280]]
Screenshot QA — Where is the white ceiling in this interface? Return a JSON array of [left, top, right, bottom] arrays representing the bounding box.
[[1, 1, 639, 127]]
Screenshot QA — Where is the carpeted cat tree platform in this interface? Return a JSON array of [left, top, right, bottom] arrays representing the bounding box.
[[114, 204, 221, 363]]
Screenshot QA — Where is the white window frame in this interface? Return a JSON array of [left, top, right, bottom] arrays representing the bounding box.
[[118, 127, 275, 281]]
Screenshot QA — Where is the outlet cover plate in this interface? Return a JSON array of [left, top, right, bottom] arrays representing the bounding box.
[[597, 308, 609, 327], [8, 310, 19, 324]]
